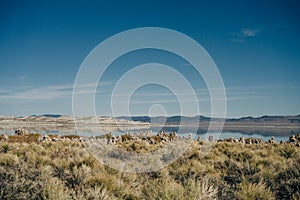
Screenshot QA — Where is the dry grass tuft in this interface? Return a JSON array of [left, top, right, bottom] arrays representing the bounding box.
[[0, 136, 299, 199]]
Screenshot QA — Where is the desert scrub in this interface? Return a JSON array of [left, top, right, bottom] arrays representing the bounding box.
[[1, 143, 9, 153], [271, 158, 300, 199], [7, 133, 41, 143], [0, 138, 300, 199], [236, 179, 275, 200], [142, 175, 218, 200], [61, 134, 81, 140], [116, 139, 164, 153]]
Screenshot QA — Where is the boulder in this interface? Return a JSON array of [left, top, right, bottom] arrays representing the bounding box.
[[0, 134, 9, 141], [289, 135, 297, 143], [15, 128, 29, 136], [39, 134, 50, 142], [245, 138, 252, 144], [239, 137, 245, 145], [268, 136, 276, 144]]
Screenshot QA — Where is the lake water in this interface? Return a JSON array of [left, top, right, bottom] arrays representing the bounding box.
[[0, 129, 289, 143]]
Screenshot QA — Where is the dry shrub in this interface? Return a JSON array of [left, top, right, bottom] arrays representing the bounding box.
[[0, 137, 300, 199], [236, 180, 275, 200]]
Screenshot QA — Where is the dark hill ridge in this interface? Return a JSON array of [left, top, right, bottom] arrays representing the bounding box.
[[116, 115, 214, 124], [117, 115, 300, 124], [25, 114, 300, 124], [117, 115, 300, 136], [31, 114, 63, 118]]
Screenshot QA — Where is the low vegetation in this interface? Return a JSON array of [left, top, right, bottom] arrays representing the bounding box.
[[0, 135, 300, 200]]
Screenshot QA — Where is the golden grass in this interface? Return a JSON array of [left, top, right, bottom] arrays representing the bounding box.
[[0, 136, 299, 199]]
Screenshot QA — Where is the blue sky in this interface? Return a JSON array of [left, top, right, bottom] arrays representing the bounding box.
[[0, 0, 300, 117]]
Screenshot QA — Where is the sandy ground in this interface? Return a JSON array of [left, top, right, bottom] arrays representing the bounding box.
[[0, 115, 149, 133]]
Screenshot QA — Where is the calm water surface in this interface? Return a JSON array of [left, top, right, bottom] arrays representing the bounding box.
[[0, 128, 289, 142]]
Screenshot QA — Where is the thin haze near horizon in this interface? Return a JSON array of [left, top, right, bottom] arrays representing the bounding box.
[[0, 0, 300, 118]]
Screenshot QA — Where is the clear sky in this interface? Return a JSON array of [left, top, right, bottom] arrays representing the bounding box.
[[0, 0, 300, 117]]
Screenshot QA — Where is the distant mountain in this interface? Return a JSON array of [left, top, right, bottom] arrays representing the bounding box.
[[226, 115, 299, 123], [117, 115, 300, 125], [30, 114, 63, 118], [116, 115, 214, 124], [119, 116, 151, 123]]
